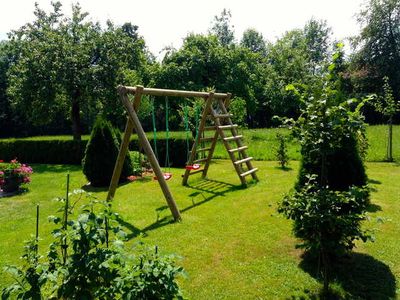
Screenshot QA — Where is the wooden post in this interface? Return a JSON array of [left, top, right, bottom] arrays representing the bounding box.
[[121, 86, 181, 221], [107, 87, 143, 201]]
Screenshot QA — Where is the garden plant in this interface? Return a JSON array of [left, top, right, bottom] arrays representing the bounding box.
[[0, 159, 33, 193], [2, 186, 185, 299]]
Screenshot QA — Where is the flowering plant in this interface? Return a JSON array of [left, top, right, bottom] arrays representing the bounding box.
[[0, 158, 33, 193]]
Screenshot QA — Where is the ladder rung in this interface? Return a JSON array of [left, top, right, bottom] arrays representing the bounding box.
[[188, 169, 204, 176], [214, 114, 232, 118], [224, 135, 243, 142], [240, 168, 258, 177], [204, 126, 216, 131], [234, 157, 253, 165], [200, 137, 215, 142], [228, 146, 248, 153], [194, 158, 208, 163], [197, 147, 211, 152], [218, 124, 238, 130]]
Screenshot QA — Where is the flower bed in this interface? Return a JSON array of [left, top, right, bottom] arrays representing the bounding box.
[[0, 159, 33, 193]]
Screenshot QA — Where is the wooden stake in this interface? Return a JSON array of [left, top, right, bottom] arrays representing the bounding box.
[[36, 204, 39, 242], [62, 173, 70, 265]]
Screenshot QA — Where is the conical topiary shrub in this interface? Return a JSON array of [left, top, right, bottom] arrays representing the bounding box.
[[297, 135, 367, 191], [82, 116, 134, 187]]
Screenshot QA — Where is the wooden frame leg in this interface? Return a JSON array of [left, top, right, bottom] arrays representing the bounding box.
[[107, 118, 134, 201], [121, 86, 181, 221]]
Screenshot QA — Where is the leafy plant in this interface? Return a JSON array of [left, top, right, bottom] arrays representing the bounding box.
[[2, 187, 185, 299], [279, 176, 371, 292], [275, 133, 289, 168], [1, 238, 45, 300]]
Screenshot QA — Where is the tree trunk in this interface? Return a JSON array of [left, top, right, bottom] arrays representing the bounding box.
[[387, 118, 393, 162], [71, 97, 81, 141]]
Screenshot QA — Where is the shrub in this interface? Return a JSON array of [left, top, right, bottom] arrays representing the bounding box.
[[2, 189, 185, 299], [82, 117, 134, 187], [284, 88, 369, 191]]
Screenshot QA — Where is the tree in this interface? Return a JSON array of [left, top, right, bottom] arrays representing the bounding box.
[[352, 0, 400, 97], [303, 18, 332, 73], [209, 9, 235, 47], [240, 28, 267, 56], [373, 76, 400, 161], [7, 2, 147, 140], [263, 30, 311, 119]]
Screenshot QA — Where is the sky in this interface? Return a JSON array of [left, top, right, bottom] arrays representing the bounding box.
[[0, 0, 366, 56]]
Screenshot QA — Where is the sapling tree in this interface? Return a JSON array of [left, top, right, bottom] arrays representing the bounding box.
[[373, 76, 400, 161], [275, 133, 289, 169], [279, 47, 372, 294]]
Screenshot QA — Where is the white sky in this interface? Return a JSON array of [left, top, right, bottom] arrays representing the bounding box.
[[0, 0, 365, 56]]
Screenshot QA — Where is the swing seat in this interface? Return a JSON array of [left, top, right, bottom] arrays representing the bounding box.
[[185, 164, 201, 170], [153, 172, 173, 181]]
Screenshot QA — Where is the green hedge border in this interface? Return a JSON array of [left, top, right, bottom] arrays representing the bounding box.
[[0, 136, 193, 167]]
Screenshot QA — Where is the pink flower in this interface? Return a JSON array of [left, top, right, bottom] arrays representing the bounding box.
[[0, 171, 3, 176], [10, 158, 18, 164]]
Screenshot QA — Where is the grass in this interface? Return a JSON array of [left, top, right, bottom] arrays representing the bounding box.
[[0, 160, 399, 299], [1, 125, 398, 162]]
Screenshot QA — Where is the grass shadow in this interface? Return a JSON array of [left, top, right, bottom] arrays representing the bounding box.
[[181, 178, 245, 213], [118, 178, 244, 240], [367, 203, 382, 212], [81, 180, 132, 192], [298, 251, 396, 299], [368, 178, 382, 185], [274, 166, 293, 171]]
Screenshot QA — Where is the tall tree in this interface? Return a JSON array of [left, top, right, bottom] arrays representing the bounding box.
[[352, 0, 400, 97], [209, 9, 235, 47], [240, 28, 267, 56], [303, 18, 332, 74], [7, 2, 147, 140]]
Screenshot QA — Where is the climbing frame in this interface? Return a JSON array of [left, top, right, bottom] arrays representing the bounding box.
[[182, 92, 258, 185], [107, 85, 258, 222]]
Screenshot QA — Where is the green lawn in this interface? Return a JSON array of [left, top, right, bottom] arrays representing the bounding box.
[[0, 160, 399, 299]]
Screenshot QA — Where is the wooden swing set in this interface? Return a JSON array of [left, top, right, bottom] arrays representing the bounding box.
[[107, 85, 258, 221]]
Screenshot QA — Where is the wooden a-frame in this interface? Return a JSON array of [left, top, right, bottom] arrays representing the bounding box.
[[107, 85, 258, 222]]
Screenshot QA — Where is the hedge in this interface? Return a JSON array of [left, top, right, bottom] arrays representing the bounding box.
[[0, 135, 194, 167]]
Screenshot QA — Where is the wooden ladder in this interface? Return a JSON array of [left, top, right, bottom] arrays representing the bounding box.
[[182, 92, 258, 185]]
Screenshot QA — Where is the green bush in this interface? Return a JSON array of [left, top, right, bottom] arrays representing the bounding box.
[[297, 135, 367, 190], [0, 139, 86, 164], [82, 117, 133, 187]]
